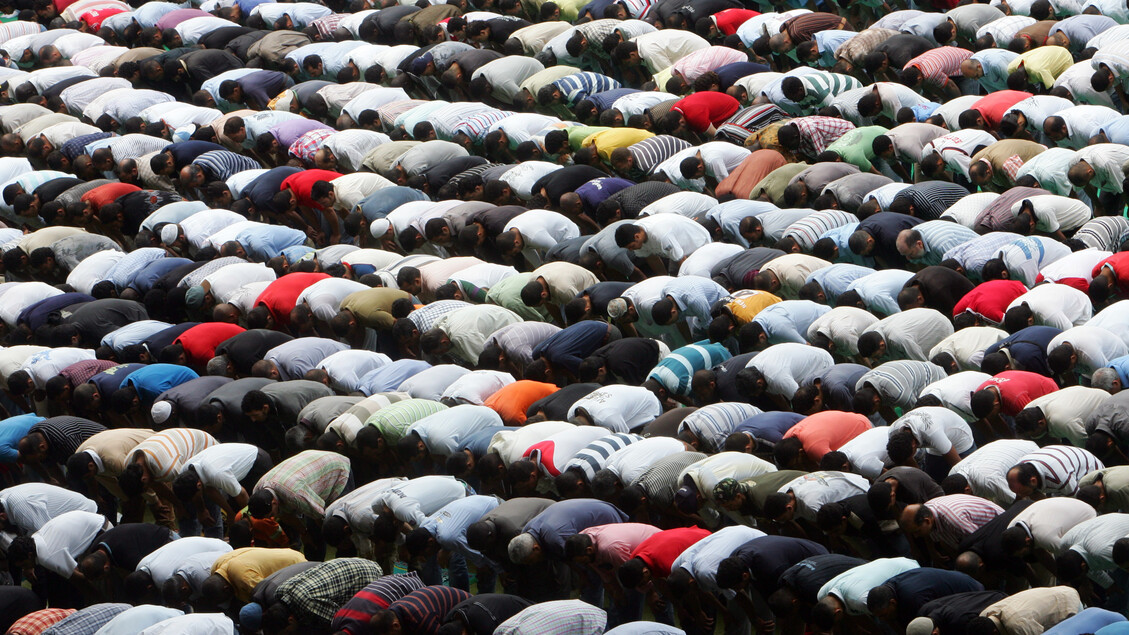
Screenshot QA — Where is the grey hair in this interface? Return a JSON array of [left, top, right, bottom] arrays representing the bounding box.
[[206, 355, 230, 377], [1092, 367, 1120, 394], [508, 533, 537, 564]]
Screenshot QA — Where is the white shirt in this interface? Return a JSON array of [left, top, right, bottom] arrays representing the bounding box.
[[138, 613, 235, 635], [296, 278, 369, 323], [567, 385, 662, 433], [949, 439, 1039, 505], [372, 475, 467, 528], [0, 282, 60, 327], [95, 605, 185, 635], [1007, 498, 1097, 553], [864, 308, 954, 363], [180, 443, 258, 498], [604, 436, 687, 485], [317, 350, 392, 394], [929, 327, 1007, 372], [890, 406, 974, 455], [489, 421, 576, 465], [807, 307, 880, 357], [1048, 325, 1128, 378], [398, 365, 471, 402], [20, 347, 95, 388], [0, 482, 95, 537], [836, 426, 890, 479], [1039, 248, 1110, 284], [748, 343, 835, 397], [633, 214, 712, 262], [1086, 299, 1129, 348], [31, 510, 106, 578], [135, 537, 230, 584], [440, 370, 513, 406], [680, 452, 776, 503], [204, 263, 276, 305], [921, 371, 993, 422], [1025, 385, 1110, 446], [782, 471, 870, 523], [670, 525, 766, 595], [1007, 283, 1093, 330], [179, 209, 245, 251], [528, 427, 615, 476], [639, 192, 718, 218]]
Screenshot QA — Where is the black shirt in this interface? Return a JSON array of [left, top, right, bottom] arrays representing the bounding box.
[[116, 190, 182, 237], [63, 299, 150, 347], [905, 265, 976, 317], [474, 498, 555, 563], [779, 554, 866, 602], [714, 248, 787, 289], [0, 587, 41, 631], [875, 34, 935, 68], [731, 535, 830, 596], [580, 282, 633, 317], [153, 261, 207, 292], [215, 329, 295, 376], [163, 140, 226, 169], [532, 165, 607, 208], [527, 383, 600, 421], [423, 156, 488, 191], [817, 363, 868, 412], [448, 49, 503, 77], [372, 5, 420, 42], [251, 561, 322, 606], [93, 523, 175, 570], [883, 466, 945, 504], [225, 30, 270, 61], [715, 352, 756, 403], [918, 590, 1007, 635], [545, 236, 586, 265], [641, 407, 695, 438], [857, 212, 924, 268], [247, 167, 303, 213], [588, 338, 661, 386], [155, 376, 234, 426], [957, 499, 1035, 571], [198, 25, 256, 50], [447, 593, 533, 635], [32, 177, 84, 203], [470, 206, 525, 237], [30, 416, 105, 464], [205, 377, 277, 422], [144, 322, 200, 355], [179, 49, 244, 83], [886, 568, 985, 625], [608, 182, 681, 218]]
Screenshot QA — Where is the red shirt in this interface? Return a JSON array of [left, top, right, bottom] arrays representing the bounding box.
[[977, 371, 1058, 416], [713, 8, 761, 35], [1092, 252, 1129, 295], [79, 6, 126, 30], [970, 90, 1032, 129], [672, 92, 740, 134], [954, 280, 1028, 323], [175, 322, 245, 367], [254, 272, 330, 326], [629, 527, 711, 578], [81, 183, 140, 210], [783, 411, 872, 462], [281, 169, 343, 209]]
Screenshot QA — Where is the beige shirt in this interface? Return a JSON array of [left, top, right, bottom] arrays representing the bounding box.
[[532, 262, 600, 307], [980, 586, 1082, 635]]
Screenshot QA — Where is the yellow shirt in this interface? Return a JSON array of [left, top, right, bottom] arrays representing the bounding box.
[[583, 128, 655, 162], [726, 290, 782, 324], [1008, 46, 1072, 89], [211, 547, 307, 602]]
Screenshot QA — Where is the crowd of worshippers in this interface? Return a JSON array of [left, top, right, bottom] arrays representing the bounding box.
[[8, 0, 1129, 633]]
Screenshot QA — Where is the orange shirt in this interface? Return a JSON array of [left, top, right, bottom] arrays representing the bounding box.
[[483, 380, 558, 425], [782, 410, 873, 462]]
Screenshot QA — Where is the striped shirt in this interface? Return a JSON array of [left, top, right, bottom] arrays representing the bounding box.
[[910, 221, 980, 267], [193, 150, 260, 181], [29, 416, 106, 464], [495, 600, 607, 635], [389, 585, 472, 635], [949, 439, 1040, 505], [631, 452, 708, 510], [1062, 514, 1129, 582], [41, 603, 130, 635], [254, 450, 352, 520], [277, 559, 383, 625], [453, 110, 514, 143], [627, 135, 692, 175], [891, 182, 970, 221], [646, 342, 732, 396], [364, 399, 448, 445], [784, 210, 857, 251], [1075, 216, 1129, 251], [942, 232, 1024, 278], [715, 104, 787, 144], [564, 432, 642, 481], [856, 361, 948, 411], [976, 15, 1034, 45], [332, 573, 425, 634], [670, 46, 747, 83], [0, 483, 96, 536], [1016, 445, 1105, 495], [129, 428, 217, 482], [106, 247, 166, 291], [922, 494, 1003, 551], [797, 72, 862, 109], [553, 72, 621, 105], [678, 403, 763, 454], [905, 47, 972, 86]]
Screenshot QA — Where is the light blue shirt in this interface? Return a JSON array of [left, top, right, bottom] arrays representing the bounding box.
[[100, 321, 173, 352], [1044, 608, 1126, 635], [141, 201, 208, 232], [848, 270, 915, 316], [671, 525, 766, 595], [971, 49, 1019, 92], [93, 605, 183, 635], [819, 223, 873, 267], [421, 495, 500, 568], [661, 277, 728, 337], [360, 359, 433, 395], [235, 225, 306, 261], [814, 30, 855, 67], [818, 557, 919, 615], [806, 263, 876, 300], [706, 200, 779, 248], [753, 300, 832, 344]]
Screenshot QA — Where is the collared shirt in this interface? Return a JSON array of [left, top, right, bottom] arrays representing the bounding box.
[[130, 428, 217, 483], [253, 450, 351, 520], [31, 510, 106, 579], [494, 599, 606, 635], [40, 603, 129, 635], [818, 557, 920, 615], [0, 483, 95, 537], [276, 558, 383, 625], [979, 586, 1083, 635], [923, 494, 1004, 551], [389, 586, 472, 635], [211, 547, 307, 603], [1016, 445, 1105, 495]]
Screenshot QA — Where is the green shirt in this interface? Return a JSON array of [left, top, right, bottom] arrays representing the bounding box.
[[485, 273, 550, 322], [826, 126, 889, 172], [364, 399, 448, 444]]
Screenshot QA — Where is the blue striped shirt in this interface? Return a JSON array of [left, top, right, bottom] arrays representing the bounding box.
[[193, 150, 261, 181], [805, 263, 876, 299], [678, 402, 763, 453], [646, 341, 731, 396], [856, 361, 948, 410], [553, 72, 622, 104], [563, 432, 641, 481], [911, 221, 980, 267]]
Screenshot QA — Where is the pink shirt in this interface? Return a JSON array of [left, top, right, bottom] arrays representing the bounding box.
[[581, 523, 662, 568]]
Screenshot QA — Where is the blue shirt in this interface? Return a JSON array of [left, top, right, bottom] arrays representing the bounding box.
[[245, 166, 302, 213], [588, 88, 638, 112], [16, 293, 93, 332], [123, 363, 200, 403], [884, 568, 984, 624], [983, 325, 1061, 377], [533, 321, 609, 374], [0, 414, 42, 462], [576, 177, 634, 212], [819, 224, 873, 267], [1045, 608, 1126, 635], [523, 499, 628, 559], [359, 359, 432, 394], [129, 258, 193, 294], [647, 341, 731, 396], [357, 187, 429, 222], [236, 224, 307, 261], [733, 412, 804, 443], [806, 264, 875, 300], [459, 426, 517, 457], [90, 364, 145, 399], [421, 495, 500, 567], [753, 301, 831, 345], [818, 363, 869, 411], [1108, 354, 1129, 386]]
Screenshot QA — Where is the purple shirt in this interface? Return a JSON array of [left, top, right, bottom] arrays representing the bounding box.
[[155, 8, 211, 30], [577, 177, 634, 213], [269, 119, 334, 148]]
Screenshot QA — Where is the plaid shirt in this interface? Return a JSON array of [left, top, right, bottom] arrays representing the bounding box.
[[8, 609, 75, 635], [58, 359, 118, 389], [408, 300, 472, 333], [277, 558, 383, 625], [792, 116, 855, 158], [311, 13, 345, 39], [289, 129, 336, 165], [254, 450, 352, 520], [41, 604, 130, 635], [59, 132, 113, 161]]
